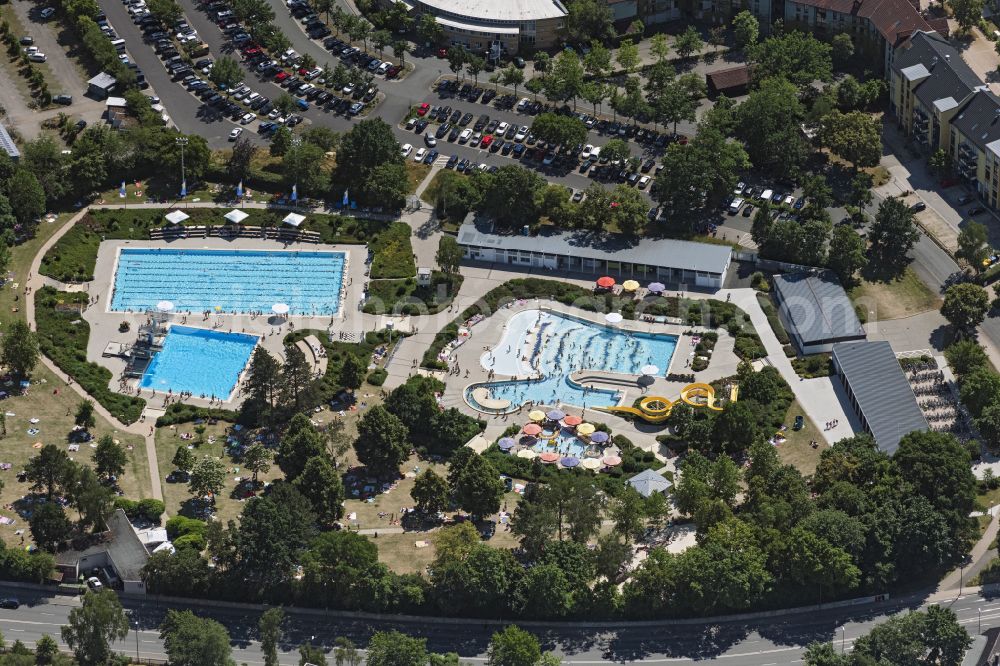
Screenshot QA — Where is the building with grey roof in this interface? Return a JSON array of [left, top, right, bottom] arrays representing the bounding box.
[[457, 218, 732, 289], [772, 271, 866, 354], [0, 124, 18, 163], [832, 341, 928, 455], [627, 469, 672, 498], [87, 72, 117, 100], [55, 509, 150, 594]]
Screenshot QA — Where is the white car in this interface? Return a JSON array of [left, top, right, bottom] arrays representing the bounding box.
[[638, 175, 650, 190], [734, 181, 746, 195], [496, 121, 509, 134], [268, 109, 281, 120], [400, 143, 412, 157], [405, 117, 416, 130], [342, 83, 354, 95], [517, 97, 530, 112], [413, 147, 426, 162], [581, 144, 595, 159], [458, 128, 472, 143], [240, 112, 255, 124], [86, 577, 103, 591], [39, 6, 55, 18], [27, 52, 46, 62], [514, 125, 528, 141], [229, 127, 243, 140]]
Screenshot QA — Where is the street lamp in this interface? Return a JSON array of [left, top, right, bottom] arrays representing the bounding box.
[[839, 626, 846, 654], [176, 136, 188, 205], [134, 619, 140, 662], [979, 607, 983, 634]]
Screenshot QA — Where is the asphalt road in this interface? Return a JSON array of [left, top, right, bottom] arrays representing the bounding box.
[[3, 583, 1000, 664]]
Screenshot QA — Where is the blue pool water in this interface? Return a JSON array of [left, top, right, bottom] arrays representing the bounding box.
[[529, 428, 592, 458], [140, 326, 258, 398], [111, 248, 346, 315], [472, 310, 678, 409]]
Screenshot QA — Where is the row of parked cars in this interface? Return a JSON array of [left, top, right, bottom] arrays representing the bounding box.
[[95, 3, 149, 88]]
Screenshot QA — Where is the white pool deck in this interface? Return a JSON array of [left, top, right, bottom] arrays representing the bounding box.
[[83, 237, 369, 409]]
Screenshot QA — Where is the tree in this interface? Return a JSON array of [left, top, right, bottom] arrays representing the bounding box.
[[277, 413, 325, 481], [61, 590, 129, 666], [674, 25, 703, 60], [227, 135, 257, 184], [209, 56, 242, 92], [416, 13, 444, 45], [354, 405, 409, 477], [412, 468, 450, 515], [868, 197, 919, 270], [941, 282, 989, 334], [332, 637, 362, 666], [35, 635, 59, 665], [159, 609, 234, 666], [299, 642, 327, 666], [7, 168, 46, 231], [245, 347, 282, 421], [280, 344, 314, 410], [513, 563, 573, 618], [1, 319, 38, 379], [957, 221, 990, 272], [951, 0, 984, 31], [93, 435, 127, 482], [978, 400, 1000, 454], [332, 118, 408, 207], [173, 445, 195, 473], [564, 0, 614, 43], [732, 10, 759, 49], [827, 225, 867, 285], [339, 353, 367, 391], [447, 46, 467, 80], [294, 455, 345, 525], [73, 400, 96, 431], [479, 165, 546, 227], [366, 631, 427, 666], [436, 235, 463, 274], [189, 458, 226, 502], [242, 442, 271, 486], [371, 29, 391, 58], [258, 608, 284, 666], [651, 72, 705, 135], [30, 501, 72, 552], [466, 55, 485, 86], [649, 33, 670, 62], [748, 31, 832, 86], [818, 110, 882, 168], [831, 33, 855, 67], [610, 487, 646, 543], [488, 626, 541, 666], [392, 40, 410, 65], [946, 339, 989, 376], [545, 51, 585, 108], [529, 113, 588, 148], [616, 40, 639, 73], [736, 77, 808, 178], [25, 444, 73, 499], [850, 605, 971, 664], [960, 365, 1000, 417], [452, 453, 503, 519]]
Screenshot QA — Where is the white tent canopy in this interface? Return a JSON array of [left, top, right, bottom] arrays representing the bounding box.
[[224, 209, 249, 224], [605, 312, 623, 324], [156, 301, 175, 312], [164, 210, 189, 225], [640, 364, 659, 376], [282, 212, 306, 227], [272, 303, 290, 315]]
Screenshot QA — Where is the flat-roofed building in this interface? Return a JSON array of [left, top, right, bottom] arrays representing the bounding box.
[[457, 219, 732, 289], [0, 124, 19, 163], [832, 341, 928, 455], [401, 0, 566, 53], [773, 271, 866, 354]]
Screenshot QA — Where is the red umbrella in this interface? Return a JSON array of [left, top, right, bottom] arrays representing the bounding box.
[[539, 452, 560, 463], [596, 276, 615, 289], [562, 415, 583, 426], [522, 423, 543, 436], [602, 455, 622, 466]]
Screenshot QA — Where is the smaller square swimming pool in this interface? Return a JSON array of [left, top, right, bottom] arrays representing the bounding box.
[[140, 326, 258, 399]]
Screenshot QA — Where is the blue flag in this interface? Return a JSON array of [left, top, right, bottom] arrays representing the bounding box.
[[291, 184, 298, 202], [236, 181, 243, 198], [119, 181, 126, 198], [342, 189, 349, 206], [180, 179, 187, 198]]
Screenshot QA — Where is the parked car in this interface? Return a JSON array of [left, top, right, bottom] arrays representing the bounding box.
[[229, 127, 243, 140], [0, 598, 19, 610]]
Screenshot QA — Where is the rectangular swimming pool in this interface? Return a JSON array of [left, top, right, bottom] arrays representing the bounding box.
[[111, 248, 346, 315], [140, 326, 258, 399]]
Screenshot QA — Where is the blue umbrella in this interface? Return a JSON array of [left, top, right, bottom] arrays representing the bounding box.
[[498, 437, 515, 450], [560, 456, 580, 468], [547, 409, 565, 421], [590, 431, 610, 443], [519, 435, 538, 446]]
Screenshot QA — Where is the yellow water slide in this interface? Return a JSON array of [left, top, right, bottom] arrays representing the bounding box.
[[599, 383, 736, 423]]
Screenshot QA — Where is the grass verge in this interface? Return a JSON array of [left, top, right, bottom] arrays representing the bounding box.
[[368, 222, 415, 279], [849, 268, 941, 321], [363, 272, 463, 315]]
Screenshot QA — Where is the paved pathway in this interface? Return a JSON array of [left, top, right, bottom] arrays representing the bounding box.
[[24, 210, 163, 502]]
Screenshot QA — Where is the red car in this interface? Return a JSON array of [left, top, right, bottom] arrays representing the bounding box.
[[274, 71, 289, 82], [297, 66, 308, 75], [242, 46, 261, 56], [437, 47, 447, 58], [416, 102, 430, 116], [480, 134, 493, 148]]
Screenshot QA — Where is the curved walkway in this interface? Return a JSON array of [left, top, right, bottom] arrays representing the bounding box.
[[24, 210, 163, 502]]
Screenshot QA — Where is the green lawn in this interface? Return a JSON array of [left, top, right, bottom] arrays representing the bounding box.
[[850, 268, 941, 321], [775, 400, 826, 476], [368, 222, 416, 279], [363, 272, 463, 315]]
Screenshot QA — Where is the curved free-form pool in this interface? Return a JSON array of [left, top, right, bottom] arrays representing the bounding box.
[[140, 326, 258, 399], [473, 309, 677, 409]]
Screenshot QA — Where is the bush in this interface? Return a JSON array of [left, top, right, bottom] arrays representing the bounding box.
[[791, 354, 833, 378], [166, 515, 206, 540], [750, 271, 769, 291], [138, 498, 166, 521], [369, 223, 416, 279], [367, 368, 388, 386], [34, 287, 145, 423], [173, 532, 207, 551], [155, 403, 238, 427]]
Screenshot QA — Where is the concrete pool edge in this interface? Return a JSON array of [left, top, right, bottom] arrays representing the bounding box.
[[106, 245, 350, 318]]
